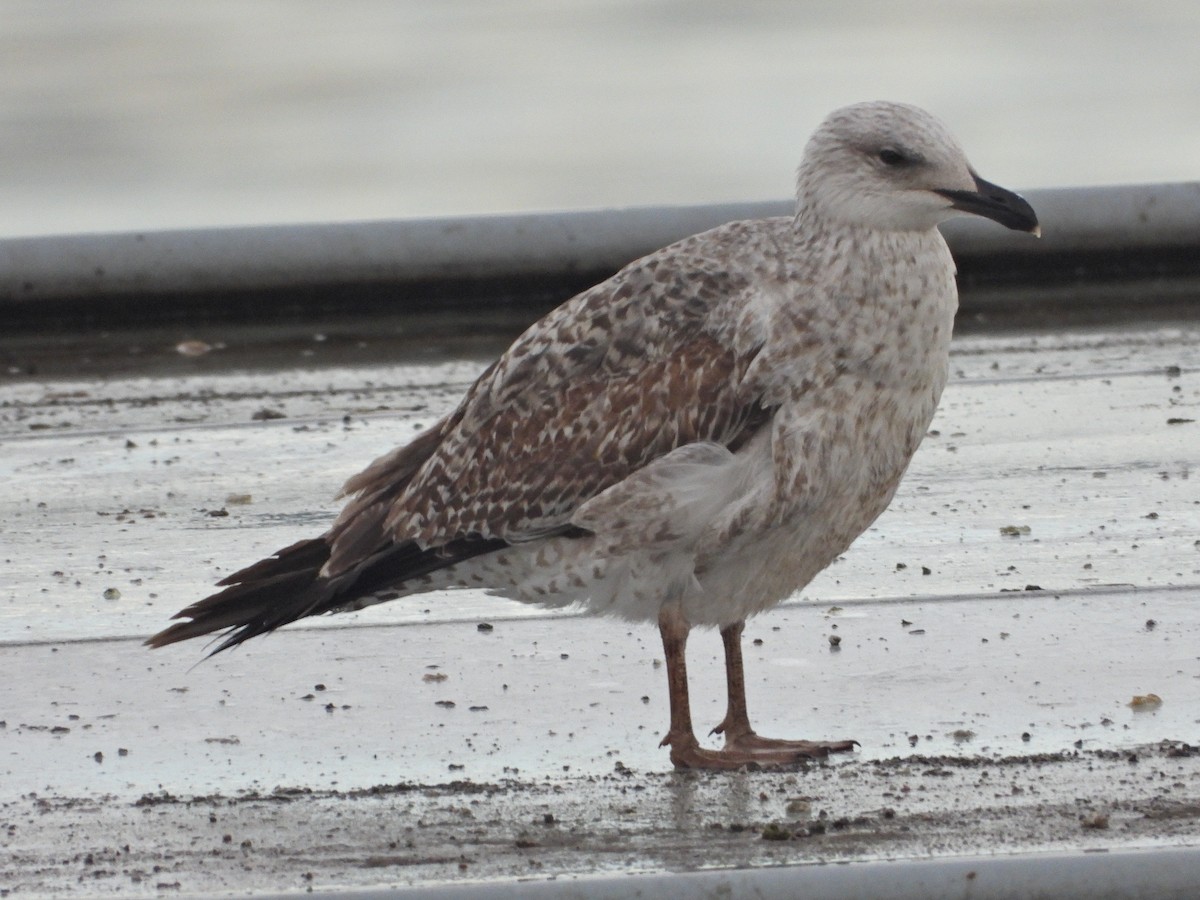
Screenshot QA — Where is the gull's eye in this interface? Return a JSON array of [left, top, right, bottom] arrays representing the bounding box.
[[878, 148, 906, 166]]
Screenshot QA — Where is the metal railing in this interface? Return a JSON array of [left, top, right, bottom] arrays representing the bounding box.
[[1, 182, 1197, 331]]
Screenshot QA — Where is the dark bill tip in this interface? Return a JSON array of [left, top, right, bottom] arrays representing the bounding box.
[[936, 173, 1040, 236]]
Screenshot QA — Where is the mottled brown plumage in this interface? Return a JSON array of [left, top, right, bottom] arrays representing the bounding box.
[[149, 102, 1038, 769]]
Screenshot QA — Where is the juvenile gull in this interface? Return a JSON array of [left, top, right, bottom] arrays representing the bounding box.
[[149, 101, 1039, 769]]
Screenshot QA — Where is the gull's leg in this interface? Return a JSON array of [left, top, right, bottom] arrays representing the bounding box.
[[656, 602, 704, 764], [657, 607, 853, 769], [709, 619, 858, 758], [658, 602, 757, 769], [709, 620, 756, 744]]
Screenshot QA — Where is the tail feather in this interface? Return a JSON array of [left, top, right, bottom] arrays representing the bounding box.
[[214, 537, 332, 587], [145, 535, 510, 655]]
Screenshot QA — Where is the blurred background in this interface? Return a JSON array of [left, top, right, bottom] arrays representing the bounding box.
[[2, 0, 1197, 238]]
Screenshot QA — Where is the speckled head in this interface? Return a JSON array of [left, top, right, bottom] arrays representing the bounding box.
[[796, 101, 1039, 236]]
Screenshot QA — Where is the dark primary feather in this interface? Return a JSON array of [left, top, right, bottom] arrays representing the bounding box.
[[144, 535, 511, 653]]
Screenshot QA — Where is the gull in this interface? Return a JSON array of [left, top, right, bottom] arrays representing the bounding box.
[[148, 101, 1039, 769]]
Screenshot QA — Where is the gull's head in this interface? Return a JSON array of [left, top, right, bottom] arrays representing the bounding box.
[[797, 101, 1039, 235]]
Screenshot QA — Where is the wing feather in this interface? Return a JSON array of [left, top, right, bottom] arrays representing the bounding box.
[[325, 218, 790, 575]]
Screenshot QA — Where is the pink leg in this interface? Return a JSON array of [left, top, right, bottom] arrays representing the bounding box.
[[657, 608, 854, 770], [708, 620, 858, 758]]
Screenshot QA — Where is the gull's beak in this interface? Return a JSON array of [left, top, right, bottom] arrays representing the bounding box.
[[936, 172, 1040, 236]]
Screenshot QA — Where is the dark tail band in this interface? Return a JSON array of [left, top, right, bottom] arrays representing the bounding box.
[[145, 535, 509, 655]]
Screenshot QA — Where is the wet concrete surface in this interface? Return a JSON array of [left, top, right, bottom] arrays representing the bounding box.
[[2, 320, 1199, 895]]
